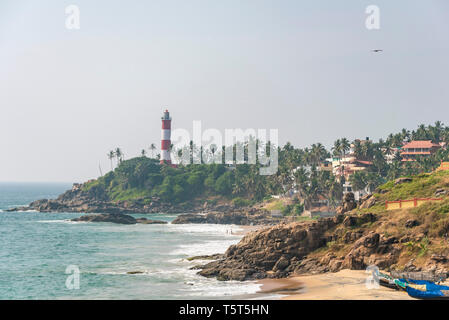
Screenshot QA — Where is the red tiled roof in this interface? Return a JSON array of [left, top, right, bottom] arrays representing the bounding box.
[[402, 140, 440, 149], [355, 160, 373, 165]]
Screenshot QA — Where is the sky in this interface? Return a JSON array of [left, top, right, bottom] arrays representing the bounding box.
[[1, 0, 449, 182]]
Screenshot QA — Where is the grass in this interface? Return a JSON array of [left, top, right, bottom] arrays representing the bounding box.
[[264, 198, 287, 212], [376, 170, 449, 202]]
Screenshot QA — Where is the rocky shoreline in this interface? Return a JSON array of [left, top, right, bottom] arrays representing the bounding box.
[[6, 183, 202, 214], [195, 208, 449, 281], [6, 183, 285, 226]]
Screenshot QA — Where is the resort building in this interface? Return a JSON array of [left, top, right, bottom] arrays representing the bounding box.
[[400, 140, 441, 162], [328, 156, 372, 181]]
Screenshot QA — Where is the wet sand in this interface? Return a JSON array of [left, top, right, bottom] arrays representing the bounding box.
[[258, 270, 415, 300]]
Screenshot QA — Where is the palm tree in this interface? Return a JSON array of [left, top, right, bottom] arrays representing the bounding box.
[[115, 148, 123, 165], [332, 139, 341, 158], [141, 149, 147, 157], [149, 143, 156, 158], [107, 150, 115, 171], [340, 138, 350, 158]]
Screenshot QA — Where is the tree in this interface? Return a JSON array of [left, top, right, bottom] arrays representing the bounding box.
[[149, 143, 157, 158], [115, 148, 124, 165], [141, 149, 147, 157], [107, 150, 115, 171]]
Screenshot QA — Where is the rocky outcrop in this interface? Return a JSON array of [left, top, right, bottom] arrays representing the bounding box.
[[71, 213, 137, 224], [136, 218, 168, 224], [198, 214, 345, 280], [336, 192, 357, 214], [359, 194, 377, 209], [172, 209, 281, 226], [196, 209, 449, 281], [6, 183, 254, 217], [71, 213, 167, 225]]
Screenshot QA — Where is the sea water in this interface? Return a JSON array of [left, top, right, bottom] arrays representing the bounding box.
[[0, 183, 263, 300]]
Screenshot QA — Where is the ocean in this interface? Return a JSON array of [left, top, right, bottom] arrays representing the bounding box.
[[0, 183, 263, 300]]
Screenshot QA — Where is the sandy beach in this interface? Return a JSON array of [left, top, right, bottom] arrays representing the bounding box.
[[234, 224, 267, 236], [258, 270, 416, 300]]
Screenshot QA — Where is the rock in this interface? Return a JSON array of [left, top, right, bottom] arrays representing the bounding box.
[[71, 213, 137, 224], [273, 256, 290, 271], [171, 214, 208, 224], [343, 213, 376, 227], [171, 210, 279, 226], [395, 177, 412, 185], [404, 260, 420, 272], [431, 254, 448, 263], [359, 195, 377, 209], [136, 218, 167, 224], [196, 218, 338, 281], [187, 254, 223, 261], [405, 219, 420, 228], [336, 192, 357, 214], [435, 188, 449, 197]]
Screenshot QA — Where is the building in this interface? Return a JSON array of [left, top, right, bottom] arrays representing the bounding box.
[[160, 109, 172, 165], [343, 182, 370, 202], [400, 140, 441, 162], [437, 162, 449, 171], [328, 155, 372, 182], [301, 195, 336, 218]]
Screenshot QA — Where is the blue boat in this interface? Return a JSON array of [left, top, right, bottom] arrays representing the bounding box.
[[403, 279, 449, 300]]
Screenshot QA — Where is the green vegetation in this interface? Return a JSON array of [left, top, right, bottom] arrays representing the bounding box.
[[92, 122, 449, 206], [373, 170, 449, 203]]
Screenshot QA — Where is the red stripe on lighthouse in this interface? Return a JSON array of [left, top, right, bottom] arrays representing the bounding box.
[[162, 120, 171, 130], [161, 140, 171, 150]]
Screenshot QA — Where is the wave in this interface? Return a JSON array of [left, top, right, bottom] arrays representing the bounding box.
[[167, 223, 244, 236], [170, 239, 239, 257], [92, 265, 262, 298], [37, 219, 79, 224]]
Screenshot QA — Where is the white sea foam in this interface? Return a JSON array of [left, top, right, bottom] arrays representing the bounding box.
[[171, 239, 240, 256], [167, 222, 244, 236], [37, 219, 78, 224]]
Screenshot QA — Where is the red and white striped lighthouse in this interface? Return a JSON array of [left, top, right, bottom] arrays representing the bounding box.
[[160, 109, 172, 165]]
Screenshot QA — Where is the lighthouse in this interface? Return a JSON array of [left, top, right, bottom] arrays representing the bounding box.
[[160, 109, 172, 165]]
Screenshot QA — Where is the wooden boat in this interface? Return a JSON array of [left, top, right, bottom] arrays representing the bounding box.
[[378, 272, 398, 289]]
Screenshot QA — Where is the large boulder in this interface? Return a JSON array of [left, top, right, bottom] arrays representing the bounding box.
[[71, 213, 137, 224], [136, 218, 168, 224], [336, 192, 357, 214], [359, 194, 377, 209]]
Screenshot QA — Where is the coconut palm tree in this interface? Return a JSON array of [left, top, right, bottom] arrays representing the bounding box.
[[107, 150, 115, 171], [115, 148, 123, 165], [340, 138, 350, 158], [149, 143, 157, 158], [332, 139, 341, 158]]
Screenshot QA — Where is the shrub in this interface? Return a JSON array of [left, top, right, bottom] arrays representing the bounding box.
[[232, 197, 252, 208]]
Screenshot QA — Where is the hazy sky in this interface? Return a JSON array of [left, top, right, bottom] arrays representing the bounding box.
[[1, 0, 449, 182]]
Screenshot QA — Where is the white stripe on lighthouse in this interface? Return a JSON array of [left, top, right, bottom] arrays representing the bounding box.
[[161, 129, 171, 141], [161, 150, 171, 160]]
